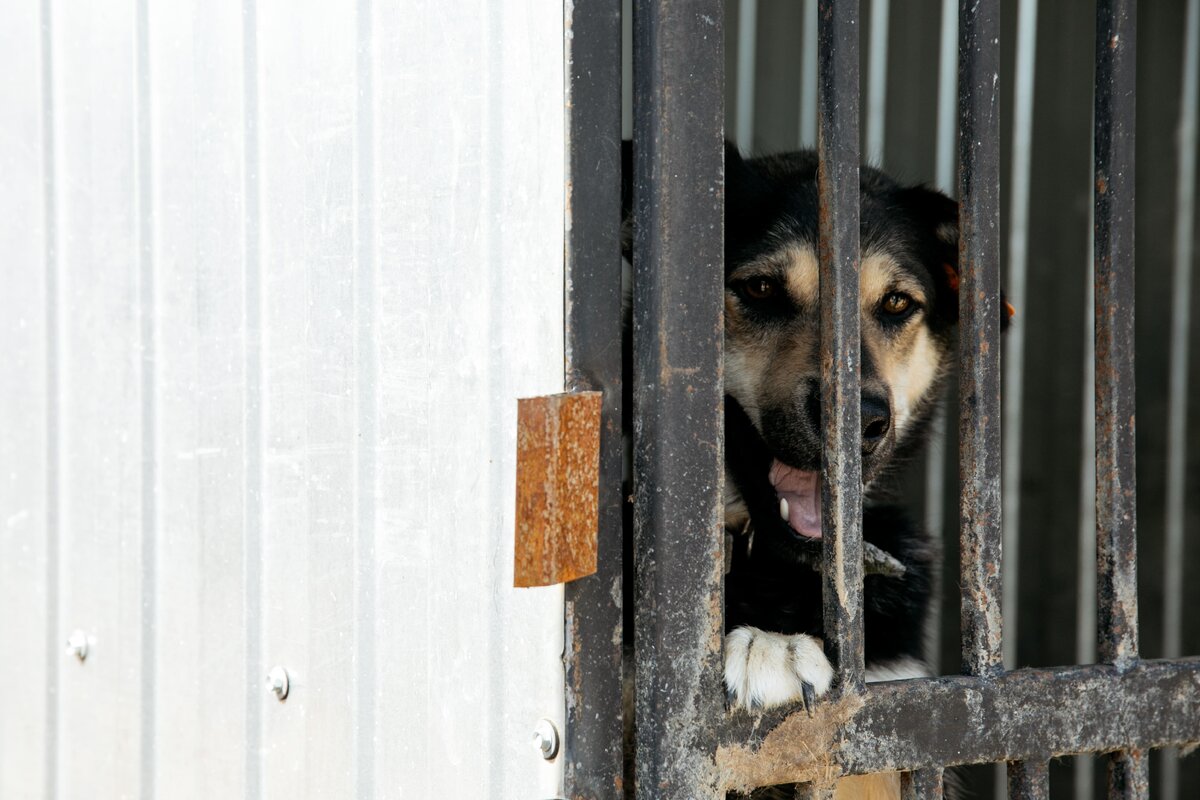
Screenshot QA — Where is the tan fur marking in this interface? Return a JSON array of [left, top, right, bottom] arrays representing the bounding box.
[[861, 252, 927, 308], [873, 325, 942, 436], [782, 245, 820, 307], [860, 252, 942, 436]]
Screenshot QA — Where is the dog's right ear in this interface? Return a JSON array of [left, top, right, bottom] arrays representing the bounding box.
[[899, 184, 1014, 331]]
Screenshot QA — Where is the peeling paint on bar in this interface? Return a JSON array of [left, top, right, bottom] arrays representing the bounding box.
[[817, 0, 866, 699], [902, 767, 944, 799], [630, 0, 726, 797], [956, 0, 1004, 679], [1008, 760, 1049, 800], [718, 659, 1200, 788], [1093, 1, 1142, 796], [562, 1, 626, 796]]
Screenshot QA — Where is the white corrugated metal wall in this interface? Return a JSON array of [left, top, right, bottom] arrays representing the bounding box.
[[0, 1, 566, 798]]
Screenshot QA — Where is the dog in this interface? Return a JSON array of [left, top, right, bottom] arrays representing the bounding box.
[[622, 141, 990, 798], [718, 143, 963, 706]]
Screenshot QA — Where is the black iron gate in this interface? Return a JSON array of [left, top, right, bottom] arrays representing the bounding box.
[[561, 1, 1200, 797]]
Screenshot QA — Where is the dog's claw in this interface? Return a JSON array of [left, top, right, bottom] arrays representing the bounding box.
[[801, 681, 816, 715]]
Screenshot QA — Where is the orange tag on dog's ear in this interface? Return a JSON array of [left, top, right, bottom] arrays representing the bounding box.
[[942, 263, 960, 292]]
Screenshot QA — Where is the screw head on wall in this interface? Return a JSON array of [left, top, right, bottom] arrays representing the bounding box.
[[266, 666, 290, 701], [65, 630, 89, 661], [531, 718, 559, 760]]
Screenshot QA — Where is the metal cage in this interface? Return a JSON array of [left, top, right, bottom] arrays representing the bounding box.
[[562, 1, 1200, 798]]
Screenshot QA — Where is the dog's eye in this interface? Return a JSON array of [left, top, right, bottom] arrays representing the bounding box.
[[880, 292, 914, 316], [740, 278, 780, 301]]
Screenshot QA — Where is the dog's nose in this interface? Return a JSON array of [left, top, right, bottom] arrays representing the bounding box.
[[861, 394, 891, 453]]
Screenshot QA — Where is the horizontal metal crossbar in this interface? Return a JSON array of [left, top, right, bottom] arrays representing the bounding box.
[[717, 658, 1200, 791]]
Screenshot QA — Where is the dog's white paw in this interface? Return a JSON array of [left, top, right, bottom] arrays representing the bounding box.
[[724, 626, 834, 711]]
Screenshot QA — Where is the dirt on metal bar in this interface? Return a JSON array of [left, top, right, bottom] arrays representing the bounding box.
[[901, 767, 944, 799], [561, 0, 626, 795], [956, 0, 1005, 679], [630, 0, 726, 797], [718, 659, 1200, 789], [816, 0, 866, 698], [1007, 760, 1049, 800]]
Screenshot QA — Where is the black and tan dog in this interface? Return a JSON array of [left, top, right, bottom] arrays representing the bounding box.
[[718, 144, 963, 711], [714, 144, 971, 799], [623, 141, 999, 798]]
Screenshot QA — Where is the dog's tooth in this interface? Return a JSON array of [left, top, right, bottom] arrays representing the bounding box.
[[779, 497, 789, 522]]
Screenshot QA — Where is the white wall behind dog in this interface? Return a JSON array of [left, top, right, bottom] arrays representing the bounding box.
[[0, 1, 566, 798]]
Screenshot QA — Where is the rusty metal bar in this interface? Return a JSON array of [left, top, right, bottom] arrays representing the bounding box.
[[630, 0, 725, 796], [1093, 0, 1138, 674], [1092, 11, 1143, 792], [1107, 749, 1149, 800], [718, 658, 1200, 789], [817, 0, 865, 697], [1007, 760, 1049, 800], [562, 1, 625, 795], [956, 0, 1003, 678], [901, 768, 944, 799]]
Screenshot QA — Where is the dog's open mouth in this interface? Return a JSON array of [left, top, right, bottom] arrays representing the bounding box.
[[768, 459, 821, 539]]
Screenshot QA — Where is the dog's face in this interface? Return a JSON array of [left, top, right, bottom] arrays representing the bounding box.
[[722, 147, 962, 539]]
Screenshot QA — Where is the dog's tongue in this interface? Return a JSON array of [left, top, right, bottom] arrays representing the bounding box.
[[769, 459, 822, 538]]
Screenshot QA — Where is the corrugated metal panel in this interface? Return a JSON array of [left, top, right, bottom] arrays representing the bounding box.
[[0, 2, 52, 796], [0, 2, 566, 798]]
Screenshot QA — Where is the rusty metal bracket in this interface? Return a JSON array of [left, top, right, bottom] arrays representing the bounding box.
[[514, 391, 602, 587]]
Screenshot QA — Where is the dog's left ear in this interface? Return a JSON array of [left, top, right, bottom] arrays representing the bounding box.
[[899, 185, 1013, 331]]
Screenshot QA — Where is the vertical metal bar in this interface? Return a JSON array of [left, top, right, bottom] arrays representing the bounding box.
[[817, 0, 865, 696], [735, 0, 758, 148], [1075, 125, 1100, 800], [995, 3, 1037, 784], [622, 0, 632, 139], [865, 0, 890, 165], [1159, 3, 1197, 798], [1001, 0, 1039, 671], [923, 0, 958, 673], [1107, 750, 1149, 800], [1008, 760, 1049, 800], [562, 2, 625, 798], [935, 0, 959, 194], [631, 1, 725, 797], [1093, 0, 1139, 673], [799, 0, 818, 148], [956, 0, 1004, 679], [1094, 1, 1141, 796], [902, 768, 945, 799]]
